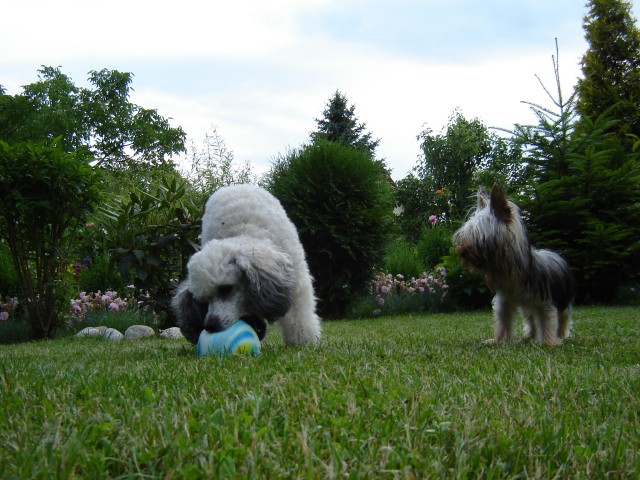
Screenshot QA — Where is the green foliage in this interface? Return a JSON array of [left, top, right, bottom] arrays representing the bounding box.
[[311, 90, 380, 157], [394, 174, 439, 242], [0, 66, 186, 170], [99, 176, 202, 325], [1, 307, 638, 477], [577, 0, 640, 148], [416, 110, 492, 220], [184, 126, 255, 205], [383, 238, 423, 279], [513, 48, 640, 302], [416, 222, 455, 271], [267, 140, 395, 318], [74, 251, 125, 294], [0, 240, 19, 296], [404, 111, 523, 238], [0, 138, 102, 338], [438, 249, 491, 309]]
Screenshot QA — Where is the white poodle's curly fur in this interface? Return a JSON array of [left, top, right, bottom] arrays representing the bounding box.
[[172, 184, 321, 346]]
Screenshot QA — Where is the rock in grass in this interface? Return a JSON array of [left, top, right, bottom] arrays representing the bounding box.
[[124, 325, 155, 340], [159, 327, 184, 339], [76, 326, 107, 337], [104, 327, 124, 341]]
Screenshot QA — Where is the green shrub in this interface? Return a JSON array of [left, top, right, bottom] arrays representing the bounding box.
[[416, 222, 455, 270], [0, 317, 32, 344], [74, 251, 127, 294], [99, 175, 202, 326], [267, 140, 395, 318], [438, 249, 491, 309], [0, 138, 102, 339], [0, 240, 20, 296], [383, 238, 423, 279]]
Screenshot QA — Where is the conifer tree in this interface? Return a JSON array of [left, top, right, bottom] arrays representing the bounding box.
[[311, 90, 380, 157], [514, 43, 640, 302], [576, 0, 640, 148]]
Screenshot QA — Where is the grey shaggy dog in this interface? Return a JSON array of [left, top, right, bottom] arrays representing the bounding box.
[[452, 183, 575, 346], [172, 184, 321, 346]]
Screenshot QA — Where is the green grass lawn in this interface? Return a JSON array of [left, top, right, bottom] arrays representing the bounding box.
[[1, 306, 638, 479]]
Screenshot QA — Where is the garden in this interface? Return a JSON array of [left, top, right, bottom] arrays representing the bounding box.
[[0, 307, 638, 478], [1, 1, 640, 476]]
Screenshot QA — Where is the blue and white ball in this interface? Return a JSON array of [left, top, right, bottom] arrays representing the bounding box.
[[196, 320, 261, 358]]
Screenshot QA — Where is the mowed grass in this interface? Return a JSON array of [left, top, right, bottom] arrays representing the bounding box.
[[0, 307, 638, 479]]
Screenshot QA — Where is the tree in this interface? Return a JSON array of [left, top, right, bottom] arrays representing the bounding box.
[[0, 138, 102, 339], [576, 0, 640, 148], [184, 126, 255, 205], [267, 140, 395, 318], [0, 67, 188, 337], [0, 66, 186, 170], [414, 111, 493, 222], [397, 112, 523, 243], [311, 90, 380, 156], [513, 45, 640, 302]]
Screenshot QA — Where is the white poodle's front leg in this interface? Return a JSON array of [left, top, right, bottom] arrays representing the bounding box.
[[276, 281, 321, 345]]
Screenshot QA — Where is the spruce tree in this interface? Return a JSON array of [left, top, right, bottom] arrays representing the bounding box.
[[514, 43, 640, 302], [577, 0, 640, 148], [311, 90, 380, 157]]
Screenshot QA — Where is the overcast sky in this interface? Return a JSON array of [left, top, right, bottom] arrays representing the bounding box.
[[3, 1, 638, 180]]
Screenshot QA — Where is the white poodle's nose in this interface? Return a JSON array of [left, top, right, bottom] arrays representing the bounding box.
[[204, 314, 225, 333]]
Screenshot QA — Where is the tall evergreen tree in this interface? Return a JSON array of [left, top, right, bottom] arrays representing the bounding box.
[[514, 44, 640, 303], [576, 0, 640, 148], [311, 90, 380, 157]]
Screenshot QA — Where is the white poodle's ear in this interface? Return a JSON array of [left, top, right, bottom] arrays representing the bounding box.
[[235, 249, 295, 320], [171, 280, 208, 344]]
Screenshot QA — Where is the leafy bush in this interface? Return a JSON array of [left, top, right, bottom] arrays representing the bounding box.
[[0, 241, 19, 296], [383, 238, 424, 280], [99, 175, 202, 326], [0, 138, 102, 339], [416, 220, 455, 270], [73, 250, 127, 294], [267, 140, 395, 318], [438, 249, 491, 309]]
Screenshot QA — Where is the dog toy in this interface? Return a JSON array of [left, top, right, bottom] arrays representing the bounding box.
[[196, 320, 261, 358]]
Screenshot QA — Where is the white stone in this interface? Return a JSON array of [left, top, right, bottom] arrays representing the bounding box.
[[124, 325, 156, 340], [76, 327, 104, 337], [104, 327, 124, 341], [159, 327, 184, 339]]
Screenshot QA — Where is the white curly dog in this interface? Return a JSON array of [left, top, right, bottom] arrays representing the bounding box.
[[172, 184, 321, 346]]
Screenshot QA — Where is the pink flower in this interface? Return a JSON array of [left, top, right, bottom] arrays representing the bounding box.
[[429, 215, 437, 226], [85, 223, 94, 228]]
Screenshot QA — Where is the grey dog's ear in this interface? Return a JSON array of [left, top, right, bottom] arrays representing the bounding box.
[[171, 281, 207, 345], [235, 249, 295, 321]]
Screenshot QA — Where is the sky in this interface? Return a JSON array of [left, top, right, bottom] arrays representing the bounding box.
[[2, 0, 639, 180]]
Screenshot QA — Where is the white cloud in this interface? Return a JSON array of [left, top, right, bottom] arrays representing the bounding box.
[[3, 0, 625, 180], [4, 0, 331, 62]]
